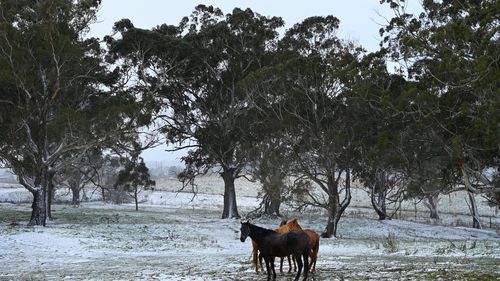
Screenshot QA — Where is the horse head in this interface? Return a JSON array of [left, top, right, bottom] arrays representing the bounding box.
[[240, 220, 250, 242], [287, 218, 302, 231]]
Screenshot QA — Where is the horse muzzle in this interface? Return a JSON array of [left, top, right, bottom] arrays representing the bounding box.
[[240, 235, 247, 242]]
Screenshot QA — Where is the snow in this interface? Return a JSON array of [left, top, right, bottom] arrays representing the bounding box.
[[0, 184, 499, 280], [0, 186, 31, 203]]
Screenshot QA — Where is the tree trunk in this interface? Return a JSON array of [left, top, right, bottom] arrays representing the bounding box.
[[263, 177, 282, 216], [70, 184, 80, 205], [101, 186, 106, 201], [134, 187, 139, 211], [69, 177, 82, 206], [322, 170, 352, 238], [371, 186, 387, 220], [46, 170, 55, 220], [467, 191, 482, 229], [460, 161, 482, 229], [221, 168, 240, 219], [29, 187, 47, 226], [323, 202, 341, 238], [264, 194, 281, 216], [424, 194, 440, 220], [28, 167, 51, 226], [371, 170, 387, 220]]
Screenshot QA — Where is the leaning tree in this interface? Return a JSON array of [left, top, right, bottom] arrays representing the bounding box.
[[0, 0, 144, 226]]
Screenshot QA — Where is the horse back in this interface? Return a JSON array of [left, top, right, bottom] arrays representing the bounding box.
[[288, 230, 310, 247], [258, 231, 303, 257], [282, 230, 310, 256]]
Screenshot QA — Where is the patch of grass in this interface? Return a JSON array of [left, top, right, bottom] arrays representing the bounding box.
[[0, 206, 31, 224], [434, 240, 475, 256], [420, 271, 500, 281], [435, 246, 450, 255], [383, 232, 399, 253], [39, 204, 194, 225]]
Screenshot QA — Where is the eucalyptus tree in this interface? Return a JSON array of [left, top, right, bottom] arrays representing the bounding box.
[[0, 0, 141, 226], [346, 51, 410, 221], [107, 5, 284, 218], [114, 142, 155, 211], [58, 148, 104, 205], [241, 16, 365, 237], [241, 89, 292, 217], [246, 137, 291, 217], [399, 125, 460, 220], [381, 0, 500, 228]]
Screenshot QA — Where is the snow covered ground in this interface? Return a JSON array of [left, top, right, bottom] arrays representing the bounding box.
[[0, 182, 499, 280]]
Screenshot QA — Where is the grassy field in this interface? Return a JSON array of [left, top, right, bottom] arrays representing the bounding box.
[[0, 195, 499, 280], [0, 176, 499, 280]]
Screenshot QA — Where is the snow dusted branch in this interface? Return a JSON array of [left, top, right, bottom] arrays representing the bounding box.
[[22, 121, 39, 155], [18, 175, 36, 193]]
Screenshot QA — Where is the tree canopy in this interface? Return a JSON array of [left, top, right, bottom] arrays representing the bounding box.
[[0, 1, 497, 231]]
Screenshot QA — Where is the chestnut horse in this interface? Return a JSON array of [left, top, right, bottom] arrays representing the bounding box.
[[280, 219, 320, 272], [241, 221, 310, 281]]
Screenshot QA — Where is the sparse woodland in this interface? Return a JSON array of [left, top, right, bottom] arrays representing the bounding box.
[[0, 0, 498, 242]]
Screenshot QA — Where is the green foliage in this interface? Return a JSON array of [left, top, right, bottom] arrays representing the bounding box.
[[0, 1, 108, 180], [380, 0, 499, 206], [0, 0, 151, 225], [115, 157, 155, 193]]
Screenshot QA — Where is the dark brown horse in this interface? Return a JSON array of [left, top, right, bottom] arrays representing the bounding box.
[[240, 221, 310, 281], [251, 221, 296, 274], [276, 219, 297, 273]]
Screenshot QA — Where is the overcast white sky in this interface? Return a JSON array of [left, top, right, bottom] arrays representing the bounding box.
[[89, 1, 422, 165], [90, 0, 422, 52]]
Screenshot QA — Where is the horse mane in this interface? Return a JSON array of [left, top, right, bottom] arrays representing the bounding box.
[[249, 222, 276, 238]]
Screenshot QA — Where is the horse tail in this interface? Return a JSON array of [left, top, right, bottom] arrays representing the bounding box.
[[305, 243, 311, 259]]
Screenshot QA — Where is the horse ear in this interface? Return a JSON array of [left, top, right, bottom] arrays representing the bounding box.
[[246, 219, 250, 224], [292, 218, 298, 223]]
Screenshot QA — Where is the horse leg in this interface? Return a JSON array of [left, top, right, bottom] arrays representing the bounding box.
[[264, 257, 271, 281], [307, 252, 313, 273], [293, 253, 303, 281], [270, 256, 277, 280], [279, 256, 284, 273], [310, 253, 316, 273], [311, 239, 319, 273], [293, 255, 297, 272], [303, 251, 309, 280], [253, 248, 259, 274]]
